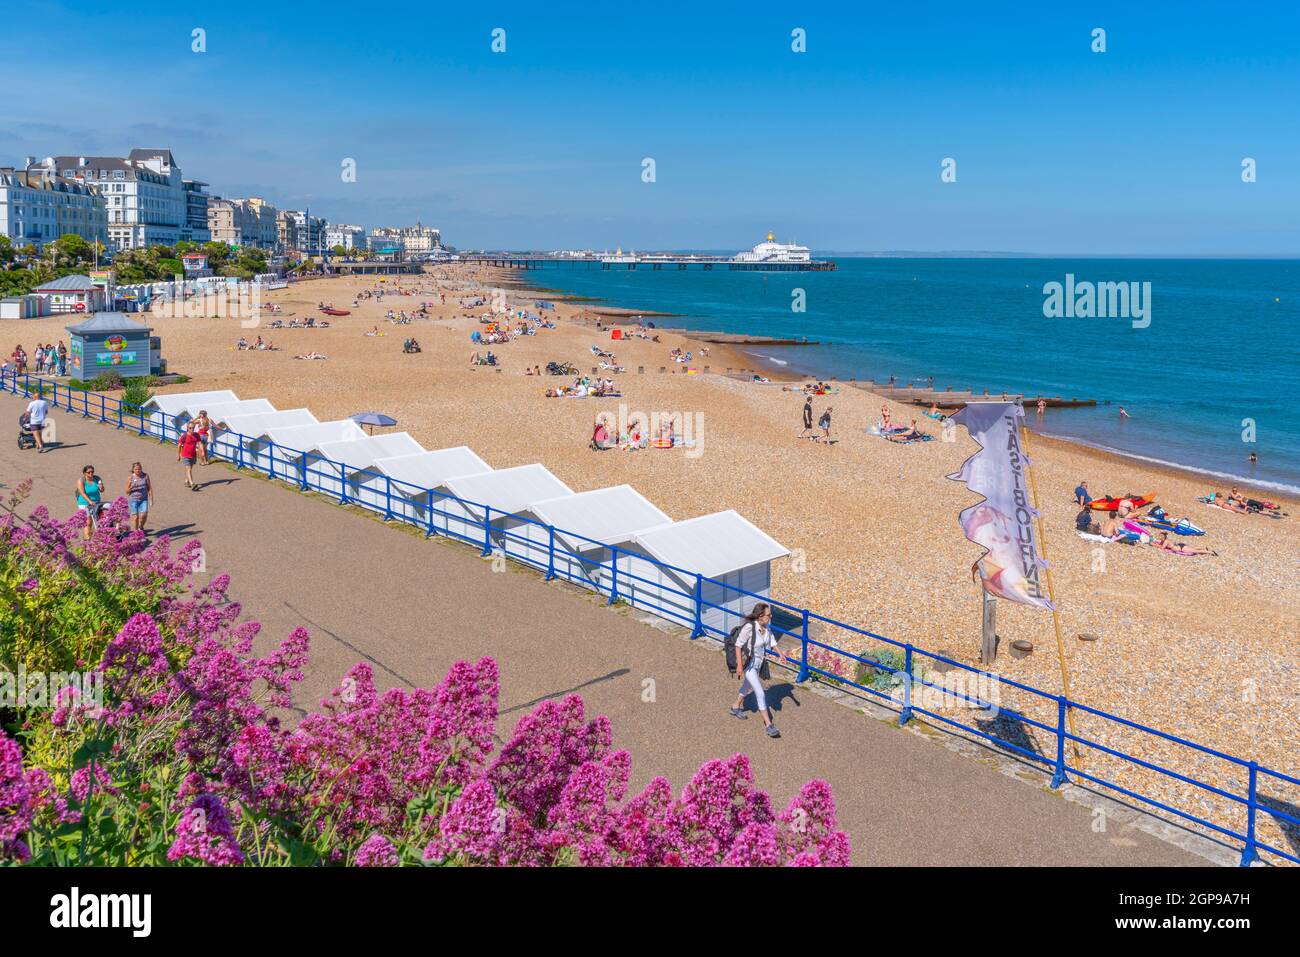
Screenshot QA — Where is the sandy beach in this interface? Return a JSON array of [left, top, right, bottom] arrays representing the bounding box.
[[9, 266, 1298, 851]]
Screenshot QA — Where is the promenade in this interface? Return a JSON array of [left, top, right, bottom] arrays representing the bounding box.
[[0, 398, 1207, 866]]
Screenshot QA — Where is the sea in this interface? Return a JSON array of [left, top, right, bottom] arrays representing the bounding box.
[[524, 257, 1300, 495]]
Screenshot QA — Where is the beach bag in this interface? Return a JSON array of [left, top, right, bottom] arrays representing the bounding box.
[[724, 622, 754, 673]]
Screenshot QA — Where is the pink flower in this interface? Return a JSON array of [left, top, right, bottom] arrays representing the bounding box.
[[354, 834, 399, 867], [166, 794, 244, 866]]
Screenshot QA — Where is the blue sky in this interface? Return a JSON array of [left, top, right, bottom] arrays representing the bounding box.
[[2, 1, 1298, 253]]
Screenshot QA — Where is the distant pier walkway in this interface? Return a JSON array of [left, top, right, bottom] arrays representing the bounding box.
[[0, 401, 1199, 866]]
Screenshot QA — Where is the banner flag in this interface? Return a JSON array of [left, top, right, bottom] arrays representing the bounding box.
[[947, 402, 1055, 611]]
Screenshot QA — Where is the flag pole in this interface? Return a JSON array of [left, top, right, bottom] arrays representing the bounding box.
[[1020, 422, 1083, 766]]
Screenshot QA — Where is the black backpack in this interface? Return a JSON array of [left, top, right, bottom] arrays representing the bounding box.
[[724, 621, 754, 673]]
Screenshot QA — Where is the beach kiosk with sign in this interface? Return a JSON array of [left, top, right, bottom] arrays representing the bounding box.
[[65, 312, 155, 379], [32, 274, 109, 315]]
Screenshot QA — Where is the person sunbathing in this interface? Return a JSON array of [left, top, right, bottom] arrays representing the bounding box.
[[1151, 532, 1217, 556], [1207, 491, 1250, 513]]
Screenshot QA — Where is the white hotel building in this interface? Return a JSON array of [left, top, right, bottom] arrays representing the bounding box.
[[50, 148, 189, 251], [0, 160, 108, 250]]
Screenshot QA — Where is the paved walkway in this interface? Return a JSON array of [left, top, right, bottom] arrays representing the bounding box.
[[1, 398, 1207, 865]]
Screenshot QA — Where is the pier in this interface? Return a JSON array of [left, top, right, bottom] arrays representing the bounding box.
[[466, 255, 836, 272]]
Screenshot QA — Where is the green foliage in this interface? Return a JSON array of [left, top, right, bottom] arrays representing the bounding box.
[[120, 376, 154, 410]]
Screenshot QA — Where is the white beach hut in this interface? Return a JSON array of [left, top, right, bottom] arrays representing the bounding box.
[[211, 409, 319, 468], [436, 464, 573, 552], [362, 447, 492, 526], [515, 486, 670, 588], [307, 433, 426, 505], [142, 390, 239, 438], [622, 511, 789, 634], [261, 420, 366, 486], [175, 398, 276, 435]]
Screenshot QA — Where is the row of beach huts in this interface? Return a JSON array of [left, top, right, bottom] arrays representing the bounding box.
[[141, 390, 789, 635]]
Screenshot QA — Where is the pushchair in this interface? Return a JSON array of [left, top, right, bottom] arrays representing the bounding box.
[[18, 411, 36, 450]]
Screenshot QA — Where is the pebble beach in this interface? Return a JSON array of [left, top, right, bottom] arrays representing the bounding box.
[[12, 265, 1297, 853]]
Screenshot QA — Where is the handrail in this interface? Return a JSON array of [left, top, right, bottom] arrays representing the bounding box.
[[3, 367, 1294, 868]]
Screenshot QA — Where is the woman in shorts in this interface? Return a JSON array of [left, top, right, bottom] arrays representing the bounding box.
[[124, 462, 153, 532], [74, 465, 104, 540]]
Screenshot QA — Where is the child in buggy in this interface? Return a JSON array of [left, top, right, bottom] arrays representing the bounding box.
[[18, 410, 37, 450]]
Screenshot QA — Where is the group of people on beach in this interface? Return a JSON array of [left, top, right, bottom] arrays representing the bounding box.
[[11, 342, 68, 377], [1073, 483, 1217, 555], [236, 336, 278, 351]]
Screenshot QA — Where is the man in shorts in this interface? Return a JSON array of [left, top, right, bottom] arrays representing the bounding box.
[[25, 388, 50, 452], [178, 422, 201, 490]]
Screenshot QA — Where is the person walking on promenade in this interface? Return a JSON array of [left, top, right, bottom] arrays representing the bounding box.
[[728, 602, 796, 739], [178, 422, 201, 490], [74, 464, 104, 540], [193, 410, 212, 466], [124, 461, 153, 532], [25, 386, 50, 452]]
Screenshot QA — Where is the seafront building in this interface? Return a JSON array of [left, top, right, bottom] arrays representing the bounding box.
[[278, 209, 327, 253], [325, 224, 366, 251], [48, 149, 189, 252], [0, 160, 108, 251], [182, 178, 212, 244], [368, 223, 441, 256], [209, 196, 280, 249]]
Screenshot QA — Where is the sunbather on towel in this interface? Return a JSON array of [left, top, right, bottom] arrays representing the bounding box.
[[1151, 532, 1217, 556]]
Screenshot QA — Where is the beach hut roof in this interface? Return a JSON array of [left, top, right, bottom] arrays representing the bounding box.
[[182, 398, 277, 423], [143, 390, 240, 416], [370, 447, 492, 492], [524, 485, 670, 552], [313, 433, 426, 471], [631, 510, 790, 579], [219, 409, 318, 438], [64, 311, 153, 336], [263, 420, 366, 452], [440, 464, 573, 516]]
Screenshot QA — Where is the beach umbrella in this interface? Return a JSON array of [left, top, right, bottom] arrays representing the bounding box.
[[350, 411, 397, 435]]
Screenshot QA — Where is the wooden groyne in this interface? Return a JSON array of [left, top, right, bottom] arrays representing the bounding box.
[[673, 330, 820, 346], [855, 381, 1098, 409]]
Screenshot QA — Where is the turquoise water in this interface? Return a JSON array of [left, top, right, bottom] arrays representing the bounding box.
[[528, 258, 1300, 493]]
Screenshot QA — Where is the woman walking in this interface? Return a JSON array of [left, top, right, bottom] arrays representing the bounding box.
[[124, 461, 153, 533], [728, 602, 796, 739], [193, 410, 212, 465], [74, 464, 104, 541]]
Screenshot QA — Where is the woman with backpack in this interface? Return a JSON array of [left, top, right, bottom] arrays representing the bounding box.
[[727, 602, 795, 739]]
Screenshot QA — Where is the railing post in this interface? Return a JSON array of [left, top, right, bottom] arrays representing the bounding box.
[[425, 495, 435, 538], [607, 548, 619, 604], [338, 462, 349, 504], [481, 506, 493, 557], [1240, 762, 1259, 867], [98, 392, 105, 423], [797, 609, 810, 682], [138, 406, 146, 436], [899, 644, 914, 727], [268, 441, 277, 481], [545, 525, 556, 581], [691, 574, 704, 638], [384, 476, 394, 520], [115, 397, 122, 429], [1050, 696, 1069, 789], [299, 453, 310, 491], [236, 436, 245, 470]]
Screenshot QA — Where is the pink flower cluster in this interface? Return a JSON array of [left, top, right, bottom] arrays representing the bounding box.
[[0, 732, 76, 862], [2, 488, 851, 867]]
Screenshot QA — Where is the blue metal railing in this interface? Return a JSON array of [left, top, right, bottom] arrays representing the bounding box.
[[4, 367, 1297, 867]]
